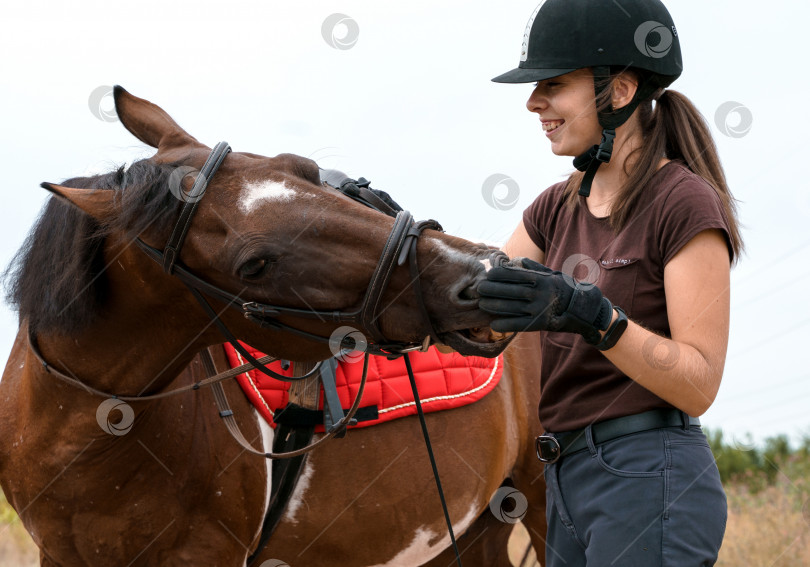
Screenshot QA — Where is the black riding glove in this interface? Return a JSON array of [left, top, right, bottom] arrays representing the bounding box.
[[478, 258, 614, 344]]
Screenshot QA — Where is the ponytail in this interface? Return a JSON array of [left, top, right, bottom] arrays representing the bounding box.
[[563, 72, 744, 263]]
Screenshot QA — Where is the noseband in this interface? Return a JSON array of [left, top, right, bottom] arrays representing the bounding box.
[[133, 142, 445, 381]]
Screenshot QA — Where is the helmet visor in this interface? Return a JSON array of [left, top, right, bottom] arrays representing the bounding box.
[[491, 66, 577, 84]]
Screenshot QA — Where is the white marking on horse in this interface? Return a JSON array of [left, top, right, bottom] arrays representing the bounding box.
[[365, 503, 480, 567], [240, 179, 296, 213], [254, 409, 275, 537], [480, 258, 493, 272], [282, 457, 315, 524], [431, 238, 471, 265]]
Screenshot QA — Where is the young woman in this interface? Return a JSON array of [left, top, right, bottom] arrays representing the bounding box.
[[479, 1, 742, 565]]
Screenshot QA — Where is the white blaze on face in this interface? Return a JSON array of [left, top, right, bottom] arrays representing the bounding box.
[[239, 179, 296, 213], [431, 238, 473, 265], [480, 258, 493, 272]]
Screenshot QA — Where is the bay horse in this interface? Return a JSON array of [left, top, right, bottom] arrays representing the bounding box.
[[0, 87, 547, 566]]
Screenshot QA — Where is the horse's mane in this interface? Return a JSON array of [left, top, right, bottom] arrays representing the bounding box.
[[3, 158, 186, 336]]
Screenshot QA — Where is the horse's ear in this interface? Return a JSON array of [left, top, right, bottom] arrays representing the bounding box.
[[113, 86, 198, 151], [41, 183, 114, 221]]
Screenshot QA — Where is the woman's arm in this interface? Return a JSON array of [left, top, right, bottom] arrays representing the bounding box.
[[503, 222, 546, 264], [600, 229, 730, 416]]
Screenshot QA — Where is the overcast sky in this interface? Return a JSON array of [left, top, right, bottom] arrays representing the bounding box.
[[1, 0, 807, 445]]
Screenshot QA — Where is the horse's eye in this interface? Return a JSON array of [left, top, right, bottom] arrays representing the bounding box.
[[239, 258, 269, 280]]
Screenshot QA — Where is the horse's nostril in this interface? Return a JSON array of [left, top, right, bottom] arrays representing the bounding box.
[[459, 283, 480, 301]]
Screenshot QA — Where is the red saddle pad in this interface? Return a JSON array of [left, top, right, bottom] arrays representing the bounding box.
[[224, 343, 503, 432]]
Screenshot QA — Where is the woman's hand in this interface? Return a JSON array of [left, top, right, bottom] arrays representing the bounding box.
[[479, 258, 615, 343]]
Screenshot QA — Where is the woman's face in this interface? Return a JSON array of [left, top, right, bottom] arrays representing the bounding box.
[[526, 68, 602, 157]]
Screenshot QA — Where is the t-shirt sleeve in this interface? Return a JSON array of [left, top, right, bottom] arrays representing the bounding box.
[[522, 183, 564, 253], [657, 176, 734, 266]]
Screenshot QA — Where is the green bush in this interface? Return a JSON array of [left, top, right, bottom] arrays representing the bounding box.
[[706, 428, 810, 494]]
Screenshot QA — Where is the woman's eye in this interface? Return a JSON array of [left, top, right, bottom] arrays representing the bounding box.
[[240, 258, 269, 279]]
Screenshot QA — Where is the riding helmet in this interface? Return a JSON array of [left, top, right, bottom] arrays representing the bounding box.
[[493, 0, 683, 196]]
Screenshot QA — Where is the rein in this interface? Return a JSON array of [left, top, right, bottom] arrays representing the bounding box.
[[32, 142, 464, 565]]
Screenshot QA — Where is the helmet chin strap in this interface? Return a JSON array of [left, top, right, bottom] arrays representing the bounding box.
[[573, 66, 657, 198], [573, 129, 616, 198]]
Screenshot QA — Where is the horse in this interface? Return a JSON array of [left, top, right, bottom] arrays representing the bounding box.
[[0, 87, 547, 566]]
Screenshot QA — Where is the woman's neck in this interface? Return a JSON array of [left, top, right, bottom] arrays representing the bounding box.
[[585, 126, 647, 217]]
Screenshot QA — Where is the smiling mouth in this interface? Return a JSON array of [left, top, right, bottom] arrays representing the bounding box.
[[542, 119, 565, 133]]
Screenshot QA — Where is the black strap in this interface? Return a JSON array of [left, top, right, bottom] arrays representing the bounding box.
[[359, 211, 414, 344], [164, 142, 231, 273], [273, 403, 379, 427], [187, 285, 321, 383], [574, 129, 615, 198], [403, 353, 462, 567], [246, 423, 314, 566]]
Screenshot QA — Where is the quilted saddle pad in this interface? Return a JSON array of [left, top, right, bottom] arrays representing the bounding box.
[[224, 343, 503, 432]]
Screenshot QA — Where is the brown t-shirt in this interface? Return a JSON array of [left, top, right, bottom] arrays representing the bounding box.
[[522, 160, 733, 432]]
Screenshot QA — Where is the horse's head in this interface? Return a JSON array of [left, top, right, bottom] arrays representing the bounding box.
[[44, 87, 511, 360]]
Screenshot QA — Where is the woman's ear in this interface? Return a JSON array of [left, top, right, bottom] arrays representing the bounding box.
[[611, 73, 639, 109]]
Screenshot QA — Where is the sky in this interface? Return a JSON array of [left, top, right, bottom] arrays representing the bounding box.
[[1, 0, 808, 446]]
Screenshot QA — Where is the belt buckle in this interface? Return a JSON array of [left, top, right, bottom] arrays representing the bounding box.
[[535, 434, 561, 464]]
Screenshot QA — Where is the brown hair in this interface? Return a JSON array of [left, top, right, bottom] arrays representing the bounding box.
[[562, 70, 744, 263]]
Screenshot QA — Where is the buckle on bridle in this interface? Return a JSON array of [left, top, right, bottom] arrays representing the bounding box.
[[242, 301, 280, 319], [535, 434, 561, 464]]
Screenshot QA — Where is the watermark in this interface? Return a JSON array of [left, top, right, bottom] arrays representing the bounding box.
[[96, 398, 135, 436], [730, 431, 757, 452], [714, 101, 753, 138], [88, 85, 118, 122], [259, 560, 290, 567], [307, 146, 346, 177], [641, 335, 680, 371], [489, 486, 528, 524], [560, 253, 600, 290], [168, 165, 207, 203], [634, 21, 674, 59], [328, 326, 367, 363], [321, 13, 359, 50], [481, 174, 520, 211]]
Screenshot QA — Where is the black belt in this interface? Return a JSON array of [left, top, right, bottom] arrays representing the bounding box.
[[535, 408, 700, 464]]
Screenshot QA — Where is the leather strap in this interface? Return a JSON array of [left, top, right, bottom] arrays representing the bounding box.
[[204, 348, 370, 459], [550, 409, 700, 459], [359, 210, 414, 344], [164, 141, 231, 273], [28, 328, 277, 401], [246, 422, 313, 566], [403, 353, 462, 566]]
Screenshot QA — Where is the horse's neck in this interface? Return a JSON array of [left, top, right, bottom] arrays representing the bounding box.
[[30, 245, 217, 397], [32, 314, 211, 397]]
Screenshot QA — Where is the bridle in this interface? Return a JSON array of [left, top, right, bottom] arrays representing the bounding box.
[[30, 141, 448, 403], [30, 141, 469, 565], [132, 142, 446, 381]]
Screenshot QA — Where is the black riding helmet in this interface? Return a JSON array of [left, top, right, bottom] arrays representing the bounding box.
[[493, 0, 683, 197]]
